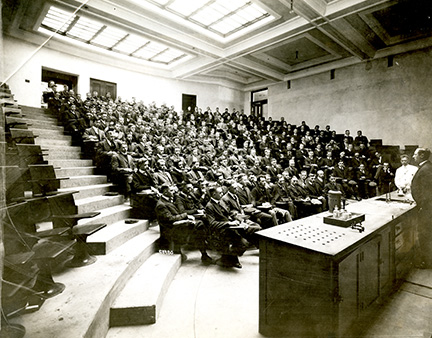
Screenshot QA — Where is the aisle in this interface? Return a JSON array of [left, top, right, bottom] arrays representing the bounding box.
[[107, 249, 263, 338]]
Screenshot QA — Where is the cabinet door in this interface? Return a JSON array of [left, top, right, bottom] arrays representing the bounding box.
[[338, 236, 381, 336], [378, 226, 393, 295], [358, 236, 380, 311], [338, 248, 359, 336]]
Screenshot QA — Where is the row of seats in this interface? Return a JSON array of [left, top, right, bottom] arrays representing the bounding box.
[[0, 84, 106, 338]]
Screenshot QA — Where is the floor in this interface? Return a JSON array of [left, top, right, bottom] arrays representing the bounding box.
[[108, 248, 432, 338]]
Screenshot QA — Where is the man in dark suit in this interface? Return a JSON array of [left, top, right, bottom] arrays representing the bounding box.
[[411, 148, 432, 268], [155, 184, 214, 264], [221, 180, 262, 248], [251, 175, 292, 224], [205, 186, 249, 268], [111, 142, 135, 199], [96, 128, 118, 178], [131, 159, 155, 193]]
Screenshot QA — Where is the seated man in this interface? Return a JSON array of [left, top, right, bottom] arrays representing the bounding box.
[[288, 176, 322, 218], [251, 175, 292, 224], [131, 159, 155, 193], [375, 162, 395, 195], [394, 154, 418, 194], [96, 128, 118, 179], [155, 184, 214, 265], [356, 163, 375, 199], [323, 174, 347, 199], [305, 173, 327, 210], [175, 183, 204, 215], [221, 180, 262, 248], [271, 175, 298, 220], [333, 160, 360, 199], [111, 142, 135, 200], [236, 174, 275, 229], [205, 186, 250, 269], [153, 159, 175, 188]]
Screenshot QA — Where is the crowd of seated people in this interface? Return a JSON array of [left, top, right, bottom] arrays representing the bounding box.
[[43, 82, 400, 268]]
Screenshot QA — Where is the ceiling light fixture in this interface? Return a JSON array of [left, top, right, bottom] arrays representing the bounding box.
[[289, 0, 294, 14]]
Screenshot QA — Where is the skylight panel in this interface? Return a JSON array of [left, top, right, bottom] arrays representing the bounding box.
[[211, 19, 238, 35], [191, 6, 223, 25], [167, 0, 209, 17], [114, 35, 149, 54], [68, 17, 104, 41], [152, 0, 171, 5], [143, 0, 274, 39], [218, 0, 246, 11], [41, 6, 75, 33], [132, 41, 174, 61], [230, 13, 249, 26], [91, 26, 128, 48], [152, 49, 186, 63], [246, 3, 267, 17], [210, 2, 232, 16]]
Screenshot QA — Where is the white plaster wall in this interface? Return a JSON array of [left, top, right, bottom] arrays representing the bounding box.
[[267, 48, 432, 148], [3, 36, 244, 112]]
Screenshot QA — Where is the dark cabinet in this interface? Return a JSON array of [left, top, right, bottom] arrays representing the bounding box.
[[258, 198, 415, 337]]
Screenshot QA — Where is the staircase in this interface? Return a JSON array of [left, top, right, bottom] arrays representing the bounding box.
[[14, 105, 181, 337]]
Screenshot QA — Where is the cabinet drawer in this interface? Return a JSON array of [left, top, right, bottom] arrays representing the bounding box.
[[395, 235, 403, 251], [395, 222, 403, 236]]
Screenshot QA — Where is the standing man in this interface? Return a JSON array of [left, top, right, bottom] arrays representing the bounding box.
[[411, 148, 432, 268], [395, 154, 418, 194]]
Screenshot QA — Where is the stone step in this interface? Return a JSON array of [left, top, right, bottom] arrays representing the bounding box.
[[109, 252, 181, 327], [58, 183, 114, 199], [30, 127, 66, 137], [35, 137, 73, 146], [25, 119, 63, 130], [2, 106, 21, 115], [0, 99, 19, 107], [43, 144, 82, 152], [20, 105, 51, 115], [88, 219, 149, 255], [48, 158, 93, 168], [0, 88, 11, 94], [44, 150, 82, 160], [0, 93, 13, 99], [21, 230, 160, 338], [24, 111, 57, 121], [55, 166, 96, 177], [23, 114, 58, 123], [77, 204, 132, 227], [60, 175, 107, 188], [33, 131, 72, 141], [75, 194, 125, 214]]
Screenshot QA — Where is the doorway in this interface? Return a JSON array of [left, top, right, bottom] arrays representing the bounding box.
[[182, 94, 196, 113], [251, 88, 268, 120], [90, 78, 117, 99], [42, 67, 78, 93], [41, 68, 78, 106]]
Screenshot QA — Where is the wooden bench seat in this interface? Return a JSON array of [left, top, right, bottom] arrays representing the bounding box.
[[28, 164, 68, 196], [47, 192, 107, 266]]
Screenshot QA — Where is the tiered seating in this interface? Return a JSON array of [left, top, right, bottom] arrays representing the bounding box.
[[28, 164, 68, 196], [0, 85, 110, 337]]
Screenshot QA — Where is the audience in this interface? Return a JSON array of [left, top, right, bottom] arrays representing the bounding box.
[[45, 84, 411, 268]]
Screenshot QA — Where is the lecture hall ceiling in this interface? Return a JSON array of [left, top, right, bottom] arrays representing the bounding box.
[[3, 0, 432, 90]]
